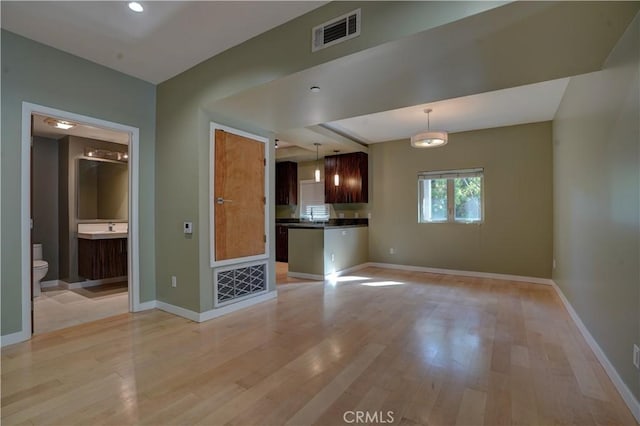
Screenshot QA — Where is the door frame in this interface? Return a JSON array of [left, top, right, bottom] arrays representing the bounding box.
[[209, 122, 270, 268], [19, 102, 142, 340]]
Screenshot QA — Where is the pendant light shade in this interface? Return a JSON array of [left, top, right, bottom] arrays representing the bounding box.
[[314, 143, 321, 182], [411, 109, 448, 148], [333, 150, 340, 186]]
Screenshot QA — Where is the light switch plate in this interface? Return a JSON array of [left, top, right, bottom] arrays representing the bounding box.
[[184, 222, 193, 234]]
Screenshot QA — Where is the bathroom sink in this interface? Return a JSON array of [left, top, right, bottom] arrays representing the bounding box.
[[77, 231, 128, 240]]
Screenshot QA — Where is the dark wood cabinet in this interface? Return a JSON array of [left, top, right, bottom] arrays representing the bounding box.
[[78, 238, 128, 280], [324, 152, 368, 204], [275, 225, 288, 262], [275, 161, 298, 205]]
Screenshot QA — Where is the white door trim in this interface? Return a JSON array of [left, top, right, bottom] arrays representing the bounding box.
[[209, 122, 270, 268], [18, 102, 142, 343]]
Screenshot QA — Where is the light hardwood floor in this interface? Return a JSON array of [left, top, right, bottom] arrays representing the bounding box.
[[276, 261, 314, 285], [2, 267, 636, 425], [34, 282, 129, 334]]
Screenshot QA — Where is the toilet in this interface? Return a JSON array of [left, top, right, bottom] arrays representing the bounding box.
[[32, 243, 48, 297]]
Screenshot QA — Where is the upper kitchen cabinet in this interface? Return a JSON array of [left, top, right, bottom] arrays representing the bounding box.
[[324, 152, 368, 204], [275, 161, 298, 205]]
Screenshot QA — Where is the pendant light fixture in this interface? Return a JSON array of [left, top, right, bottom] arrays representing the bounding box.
[[411, 108, 448, 148], [333, 150, 340, 186], [314, 143, 321, 182]]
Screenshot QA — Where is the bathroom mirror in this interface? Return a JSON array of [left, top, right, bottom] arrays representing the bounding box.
[[77, 158, 128, 220]]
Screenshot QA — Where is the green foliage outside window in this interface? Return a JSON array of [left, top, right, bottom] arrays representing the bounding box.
[[454, 177, 482, 221], [419, 172, 482, 223]]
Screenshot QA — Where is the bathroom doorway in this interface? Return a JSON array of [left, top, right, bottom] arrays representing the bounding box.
[[21, 103, 141, 337]]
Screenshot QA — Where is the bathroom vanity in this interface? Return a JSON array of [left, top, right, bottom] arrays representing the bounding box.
[[77, 223, 128, 280]]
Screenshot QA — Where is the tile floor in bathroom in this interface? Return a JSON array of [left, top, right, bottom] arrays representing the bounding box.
[[34, 282, 129, 334]]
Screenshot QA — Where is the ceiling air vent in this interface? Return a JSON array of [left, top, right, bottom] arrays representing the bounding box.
[[312, 9, 361, 52]]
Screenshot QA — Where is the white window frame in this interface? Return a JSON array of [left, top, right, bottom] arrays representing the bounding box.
[[299, 179, 329, 221], [418, 168, 484, 224]]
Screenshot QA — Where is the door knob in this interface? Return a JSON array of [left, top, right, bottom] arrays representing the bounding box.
[[216, 197, 233, 204]]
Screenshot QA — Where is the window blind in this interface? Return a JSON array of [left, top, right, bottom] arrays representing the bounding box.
[[300, 180, 329, 220], [418, 168, 483, 180]]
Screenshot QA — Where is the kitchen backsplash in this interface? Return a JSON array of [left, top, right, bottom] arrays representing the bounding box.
[[276, 203, 369, 219]]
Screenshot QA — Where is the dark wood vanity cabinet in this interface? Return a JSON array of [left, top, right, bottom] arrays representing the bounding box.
[[324, 152, 368, 204], [275, 225, 289, 262], [275, 161, 298, 205], [78, 238, 128, 280]]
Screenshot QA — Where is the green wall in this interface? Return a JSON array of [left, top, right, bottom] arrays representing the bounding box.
[[324, 227, 368, 275], [1, 30, 157, 336], [553, 13, 640, 401], [156, 2, 500, 313], [369, 122, 553, 278], [32, 137, 59, 281]]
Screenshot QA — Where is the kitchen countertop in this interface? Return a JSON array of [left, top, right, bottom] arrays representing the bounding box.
[[276, 218, 368, 229]]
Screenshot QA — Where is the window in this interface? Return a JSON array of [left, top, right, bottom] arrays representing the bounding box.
[[299, 180, 330, 221], [418, 168, 483, 223]]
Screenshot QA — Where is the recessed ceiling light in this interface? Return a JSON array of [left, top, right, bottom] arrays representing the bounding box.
[[310, 86, 320, 93], [128, 2, 144, 13], [44, 117, 76, 130]]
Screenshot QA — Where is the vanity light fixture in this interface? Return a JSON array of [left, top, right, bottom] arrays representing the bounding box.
[[314, 143, 321, 182], [275, 139, 279, 149], [128, 2, 144, 12], [411, 108, 448, 148], [333, 150, 340, 186], [84, 147, 128, 162], [44, 117, 76, 130]]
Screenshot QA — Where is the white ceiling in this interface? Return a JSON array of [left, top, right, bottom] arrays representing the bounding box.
[[1, 1, 325, 84], [326, 78, 570, 144], [32, 114, 130, 145]]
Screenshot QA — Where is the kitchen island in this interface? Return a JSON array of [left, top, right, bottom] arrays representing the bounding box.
[[278, 219, 368, 280]]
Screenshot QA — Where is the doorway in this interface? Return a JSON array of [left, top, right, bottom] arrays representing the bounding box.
[[21, 102, 141, 338]]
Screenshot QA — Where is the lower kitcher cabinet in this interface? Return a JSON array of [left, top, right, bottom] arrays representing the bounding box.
[[78, 238, 128, 280], [275, 225, 288, 262]]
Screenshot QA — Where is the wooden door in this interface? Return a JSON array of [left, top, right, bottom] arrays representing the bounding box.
[[214, 129, 265, 261]]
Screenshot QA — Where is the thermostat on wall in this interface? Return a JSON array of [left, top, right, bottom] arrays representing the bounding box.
[[184, 222, 193, 234]]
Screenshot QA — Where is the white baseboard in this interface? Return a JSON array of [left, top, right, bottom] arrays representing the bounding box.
[[551, 281, 640, 423], [288, 263, 372, 282], [288, 271, 323, 280], [40, 279, 61, 288], [62, 276, 128, 290], [1, 329, 30, 347], [135, 300, 157, 312], [367, 262, 553, 285], [201, 290, 277, 322], [329, 263, 370, 278], [156, 290, 278, 323], [155, 301, 200, 322]]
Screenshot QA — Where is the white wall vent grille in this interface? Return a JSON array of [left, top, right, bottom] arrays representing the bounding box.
[[215, 262, 267, 306], [312, 9, 361, 52]]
